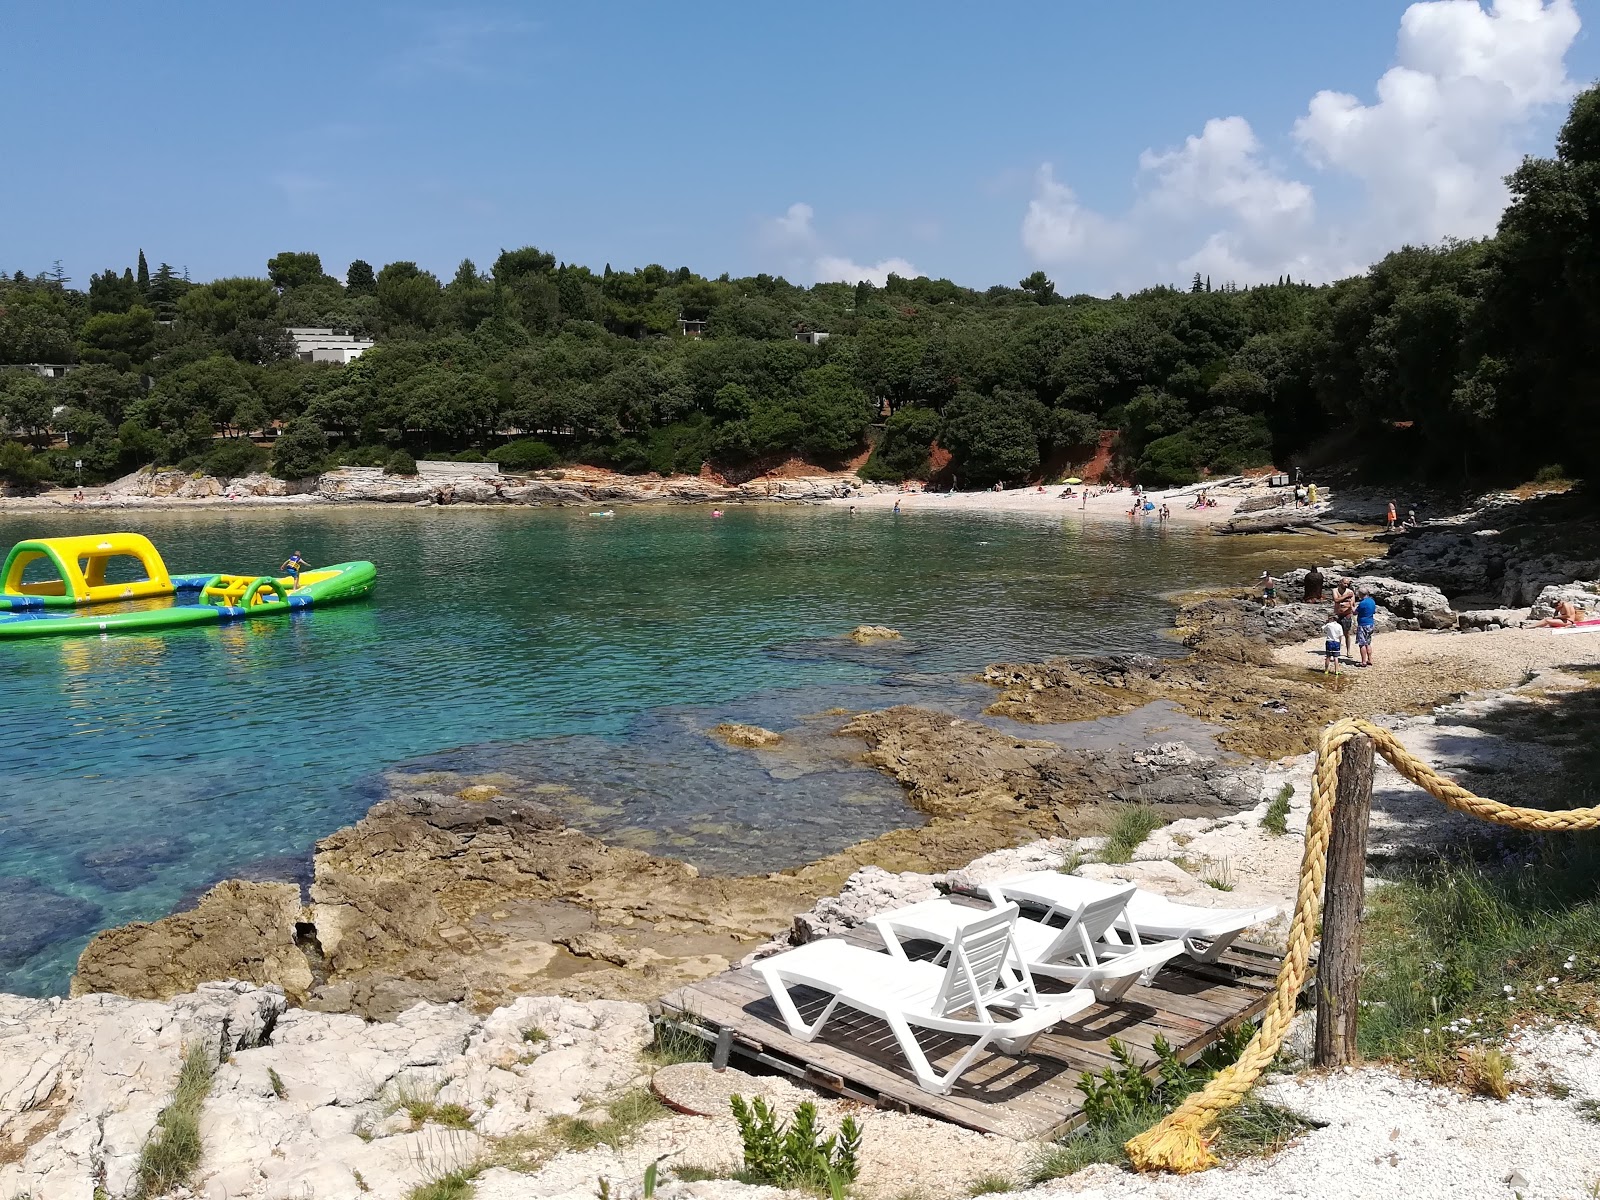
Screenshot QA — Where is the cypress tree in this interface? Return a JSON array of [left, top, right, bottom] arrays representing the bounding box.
[[137, 249, 150, 292]]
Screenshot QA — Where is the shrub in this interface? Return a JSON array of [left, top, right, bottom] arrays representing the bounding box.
[[385, 449, 418, 476], [454, 449, 486, 462], [1534, 464, 1568, 483], [0, 440, 49, 488], [860, 406, 941, 481], [270, 417, 329, 480], [730, 1095, 861, 1189], [491, 438, 559, 472], [1136, 432, 1201, 486], [202, 438, 269, 479]]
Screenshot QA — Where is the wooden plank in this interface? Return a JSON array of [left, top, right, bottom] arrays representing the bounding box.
[[662, 934, 1296, 1141]]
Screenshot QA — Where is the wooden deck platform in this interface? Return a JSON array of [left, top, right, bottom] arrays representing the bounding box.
[[660, 904, 1306, 1140]]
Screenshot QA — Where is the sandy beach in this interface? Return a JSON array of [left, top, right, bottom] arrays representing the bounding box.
[[822, 481, 1250, 526]]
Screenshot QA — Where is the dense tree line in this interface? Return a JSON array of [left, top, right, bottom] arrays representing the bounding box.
[[6, 88, 1600, 490]]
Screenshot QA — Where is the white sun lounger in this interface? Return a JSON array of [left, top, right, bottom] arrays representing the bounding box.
[[983, 870, 1283, 963], [753, 903, 1093, 1096], [870, 889, 1185, 1003]]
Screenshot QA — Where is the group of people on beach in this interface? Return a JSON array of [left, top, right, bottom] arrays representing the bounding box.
[[1261, 565, 1377, 674]]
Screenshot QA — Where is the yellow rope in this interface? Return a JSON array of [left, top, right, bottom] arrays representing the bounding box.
[[1124, 716, 1600, 1174]]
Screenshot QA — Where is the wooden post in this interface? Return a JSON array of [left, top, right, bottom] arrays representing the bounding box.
[[1315, 733, 1375, 1067]]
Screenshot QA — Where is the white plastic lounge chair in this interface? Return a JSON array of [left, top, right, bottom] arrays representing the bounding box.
[[870, 890, 1184, 1003], [983, 870, 1283, 963], [753, 903, 1093, 1096]]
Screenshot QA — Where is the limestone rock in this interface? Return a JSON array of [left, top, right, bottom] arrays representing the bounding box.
[[789, 865, 942, 944], [72, 880, 312, 1003], [848, 624, 902, 644], [1529, 580, 1600, 620], [708, 723, 783, 749]]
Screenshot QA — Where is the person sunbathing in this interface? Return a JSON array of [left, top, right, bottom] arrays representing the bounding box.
[[1534, 598, 1588, 627]]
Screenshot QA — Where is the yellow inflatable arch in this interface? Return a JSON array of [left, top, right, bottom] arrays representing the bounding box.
[[1, 532, 175, 605]]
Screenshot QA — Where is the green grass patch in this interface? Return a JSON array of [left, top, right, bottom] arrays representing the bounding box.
[[1261, 783, 1293, 835], [967, 1173, 1014, 1195], [1358, 836, 1600, 1082], [644, 1017, 713, 1066], [550, 1087, 668, 1151], [1028, 1022, 1310, 1179], [267, 1067, 286, 1099], [520, 1026, 549, 1045], [408, 1170, 475, 1200], [134, 1045, 215, 1199], [1100, 803, 1164, 864]]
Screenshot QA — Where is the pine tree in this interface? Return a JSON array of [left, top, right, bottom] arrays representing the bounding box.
[[1190, 272, 1203, 293], [345, 259, 376, 294], [137, 249, 150, 293]]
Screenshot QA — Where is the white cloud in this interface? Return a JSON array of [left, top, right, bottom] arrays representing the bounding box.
[[1021, 165, 1128, 263], [762, 202, 918, 284], [767, 202, 818, 246], [814, 255, 921, 287], [1021, 0, 1581, 288], [1294, 0, 1579, 244]]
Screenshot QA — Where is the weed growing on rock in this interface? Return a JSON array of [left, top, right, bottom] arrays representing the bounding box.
[[134, 1045, 214, 1199], [1578, 1098, 1600, 1124], [644, 1017, 712, 1066], [1030, 1024, 1306, 1180], [730, 1095, 861, 1190], [1465, 1046, 1514, 1100], [521, 1026, 549, 1045], [352, 1169, 371, 1193], [407, 1170, 474, 1200], [1201, 857, 1236, 892], [1261, 783, 1293, 835], [967, 1173, 1013, 1195], [267, 1067, 286, 1099], [1101, 804, 1163, 864], [551, 1088, 668, 1151]]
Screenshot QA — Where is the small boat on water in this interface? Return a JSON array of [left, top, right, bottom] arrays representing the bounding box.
[[0, 532, 376, 640]]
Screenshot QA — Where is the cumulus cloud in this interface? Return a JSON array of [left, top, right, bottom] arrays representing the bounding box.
[[1022, 0, 1581, 288], [763, 202, 919, 284], [767, 202, 819, 246], [1021, 166, 1128, 263], [814, 255, 921, 287], [1294, 0, 1578, 243]]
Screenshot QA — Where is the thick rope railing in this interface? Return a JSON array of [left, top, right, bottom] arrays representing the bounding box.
[[1124, 716, 1600, 1174]]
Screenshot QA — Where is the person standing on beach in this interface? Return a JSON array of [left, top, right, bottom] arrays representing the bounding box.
[[1386, 501, 1397, 530], [1354, 588, 1377, 667], [1332, 577, 1357, 656], [1260, 571, 1278, 607], [1322, 616, 1344, 675]]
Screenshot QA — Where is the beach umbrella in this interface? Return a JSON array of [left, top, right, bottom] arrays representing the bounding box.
[[1064, 477, 1082, 485]]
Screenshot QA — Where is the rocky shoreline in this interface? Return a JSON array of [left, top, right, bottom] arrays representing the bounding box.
[[8, 651, 1599, 1200], [7, 482, 1600, 1199]]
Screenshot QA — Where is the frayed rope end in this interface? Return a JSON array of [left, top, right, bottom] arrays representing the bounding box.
[[1124, 1115, 1218, 1174]]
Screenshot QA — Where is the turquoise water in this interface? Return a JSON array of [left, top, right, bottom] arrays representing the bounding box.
[[0, 505, 1251, 994]]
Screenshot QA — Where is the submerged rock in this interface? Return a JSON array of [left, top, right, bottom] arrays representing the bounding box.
[[0, 878, 101, 970], [708, 722, 783, 748], [74, 836, 189, 892], [848, 624, 903, 644]]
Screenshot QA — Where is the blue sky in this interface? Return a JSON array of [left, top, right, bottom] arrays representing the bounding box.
[[2, 2, 1594, 294]]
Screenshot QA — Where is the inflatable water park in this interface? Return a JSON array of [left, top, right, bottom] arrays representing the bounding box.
[[0, 532, 375, 639]]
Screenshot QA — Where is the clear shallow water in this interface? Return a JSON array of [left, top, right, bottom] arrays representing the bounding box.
[[1, 504, 1255, 994]]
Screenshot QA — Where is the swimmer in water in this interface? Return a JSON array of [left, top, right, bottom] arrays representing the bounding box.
[[711, 509, 723, 517]]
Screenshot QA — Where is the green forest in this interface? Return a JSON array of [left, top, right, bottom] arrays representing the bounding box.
[[6, 87, 1600, 492]]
